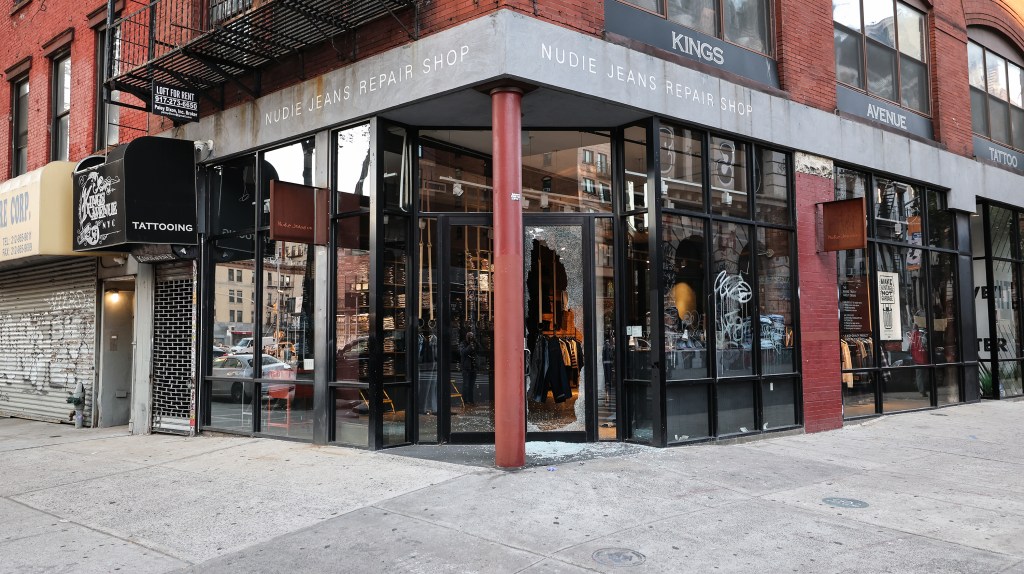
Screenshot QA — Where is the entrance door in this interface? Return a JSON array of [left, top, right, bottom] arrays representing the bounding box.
[[523, 217, 596, 441], [440, 217, 496, 441], [429, 216, 601, 443]]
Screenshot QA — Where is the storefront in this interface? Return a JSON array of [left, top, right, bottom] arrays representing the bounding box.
[[162, 9, 1004, 451], [0, 162, 123, 427]]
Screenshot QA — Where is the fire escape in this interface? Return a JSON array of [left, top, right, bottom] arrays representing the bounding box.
[[102, 0, 420, 116]]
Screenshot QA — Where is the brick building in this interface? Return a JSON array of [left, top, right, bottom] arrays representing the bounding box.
[[1, 0, 1023, 464]]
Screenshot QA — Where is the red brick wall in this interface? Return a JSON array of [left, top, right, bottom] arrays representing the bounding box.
[[0, 1, 108, 175], [795, 167, 843, 433], [931, 1, 973, 156], [775, 0, 836, 110]]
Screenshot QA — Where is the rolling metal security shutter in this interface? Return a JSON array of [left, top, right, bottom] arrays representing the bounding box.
[[151, 261, 197, 434], [0, 259, 97, 424]]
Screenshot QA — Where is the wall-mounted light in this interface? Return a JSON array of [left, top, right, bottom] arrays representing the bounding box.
[[452, 182, 464, 197], [105, 289, 120, 303]]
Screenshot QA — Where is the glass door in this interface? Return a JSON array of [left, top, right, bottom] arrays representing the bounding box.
[[443, 218, 496, 441], [523, 217, 599, 440]]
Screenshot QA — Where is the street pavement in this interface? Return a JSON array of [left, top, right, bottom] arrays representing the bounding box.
[[2, 400, 1023, 573]]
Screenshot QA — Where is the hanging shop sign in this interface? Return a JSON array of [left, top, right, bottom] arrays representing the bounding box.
[[73, 137, 197, 251], [152, 81, 198, 123], [973, 136, 1024, 174], [821, 197, 867, 252], [836, 85, 933, 140], [877, 271, 902, 341], [603, 0, 779, 87], [269, 181, 329, 245]]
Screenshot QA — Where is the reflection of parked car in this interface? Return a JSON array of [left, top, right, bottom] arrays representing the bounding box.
[[335, 337, 368, 381], [212, 347, 227, 357], [210, 354, 293, 402]]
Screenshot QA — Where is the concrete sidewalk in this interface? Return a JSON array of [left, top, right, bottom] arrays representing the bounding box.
[[2, 401, 1023, 573]]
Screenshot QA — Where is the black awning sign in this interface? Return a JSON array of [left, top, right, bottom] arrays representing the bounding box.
[[152, 81, 198, 123], [72, 136, 198, 252]]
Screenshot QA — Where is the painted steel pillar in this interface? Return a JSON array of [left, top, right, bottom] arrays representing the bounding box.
[[491, 87, 525, 468]]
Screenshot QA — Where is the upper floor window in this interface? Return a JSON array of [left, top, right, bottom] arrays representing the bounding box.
[[969, 38, 1024, 150], [833, 0, 929, 114], [619, 0, 773, 56], [95, 26, 120, 150], [11, 77, 29, 176], [51, 53, 71, 161]]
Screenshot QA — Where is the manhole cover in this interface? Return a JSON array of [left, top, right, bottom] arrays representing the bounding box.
[[823, 497, 868, 509], [592, 548, 646, 567]]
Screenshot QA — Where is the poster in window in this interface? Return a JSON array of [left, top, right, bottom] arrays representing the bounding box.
[[877, 271, 902, 341]]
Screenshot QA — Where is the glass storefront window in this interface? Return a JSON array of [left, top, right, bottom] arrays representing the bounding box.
[[262, 138, 315, 227], [336, 124, 372, 207], [874, 179, 922, 244], [624, 126, 648, 212], [416, 217, 439, 442], [333, 212, 370, 447], [383, 125, 411, 210], [263, 241, 314, 380], [625, 224, 652, 442], [595, 219, 617, 440], [663, 214, 709, 381], [839, 249, 873, 370], [667, 383, 710, 442], [929, 252, 959, 364], [838, 168, 964, 416], [716, 381, 755, 434], [881, 367, 930, 412], [712, 221, 753, 377], [211, 155, 257, 236], [754, 149, 790, 225], [660, 124, 704, 213], [522, 131, 612, 213], [762, 378, 798, 428], [709, 137, 749, 219], [991, 259, 1020, 361], [758, 227, 795, 374], [418, 132, 493, 213]]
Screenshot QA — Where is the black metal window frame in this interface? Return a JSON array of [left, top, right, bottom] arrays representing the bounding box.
[[836, 166, 972, 419], [833, 0, 931, 115], [93, 24, 120, 151], [974, 200, 1024, 400], [968, 40, 1024, 152], [639, 118, 800, 446], [50, 51, 72, 162], [199, 135, 317, 439], [10, 74, 29, 177], [615, 0, 776, 57]]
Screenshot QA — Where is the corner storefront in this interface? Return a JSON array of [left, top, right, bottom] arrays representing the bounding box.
[[170, 10, 1002, 450]]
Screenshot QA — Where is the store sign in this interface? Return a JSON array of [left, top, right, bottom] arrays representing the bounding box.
[[603, 0, 779, 87], [269, 181, 328, 245], [821, 198, 867, 252], [877, 271, 902, 341], [836, 85, 933, 140], [152, 81, 198, 123], [73, 137, 198, 251], [973, 136, 1024, 173]]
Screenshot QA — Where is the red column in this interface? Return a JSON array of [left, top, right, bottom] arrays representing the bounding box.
[[491, 87, 525, 468]]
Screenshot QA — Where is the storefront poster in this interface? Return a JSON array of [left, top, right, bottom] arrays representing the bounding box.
[[877, 271, 902, 341], [839, 276, 871, 336]]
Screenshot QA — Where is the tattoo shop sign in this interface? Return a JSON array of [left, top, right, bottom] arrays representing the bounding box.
[[73, 137, 198, 251]]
